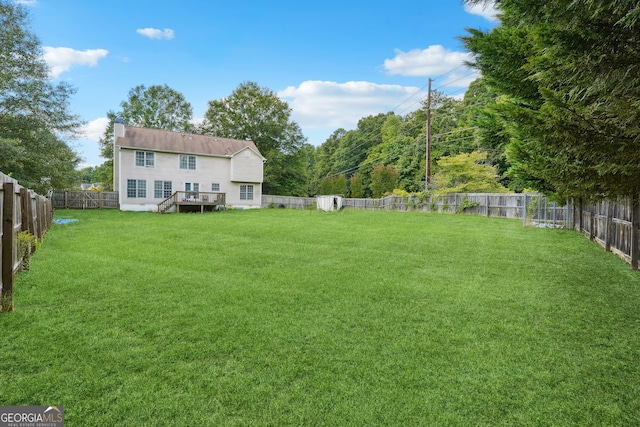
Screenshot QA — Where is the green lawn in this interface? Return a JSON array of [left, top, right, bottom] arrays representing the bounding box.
[[1, 209, 639, 426]]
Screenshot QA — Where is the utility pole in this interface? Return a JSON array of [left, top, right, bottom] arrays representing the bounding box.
[[425, 78, 432, 191]]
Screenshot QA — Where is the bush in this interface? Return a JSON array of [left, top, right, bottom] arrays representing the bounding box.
[[17, 231, 36, 272], [456, 199, 481, 214]]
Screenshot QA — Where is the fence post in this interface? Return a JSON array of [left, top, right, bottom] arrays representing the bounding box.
[[578, 199, 584, 234], [35, 197, 44, 241], [589, 203, 596, 241], [2, 182, 15, 312], [605, 200, 613, 252], [631, 193, 639, 271], [486, 194, 490, 217]]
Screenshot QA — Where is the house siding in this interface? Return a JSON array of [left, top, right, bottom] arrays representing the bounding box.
[[118, 148, 263, 211], [231, 148, 264, 183], [114, 125, 265, 212]]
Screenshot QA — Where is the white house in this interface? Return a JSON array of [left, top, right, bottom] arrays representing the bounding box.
[[113, 119, 266, 211]]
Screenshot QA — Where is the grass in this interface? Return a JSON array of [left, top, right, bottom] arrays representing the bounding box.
[[1, 208, 640, 426]]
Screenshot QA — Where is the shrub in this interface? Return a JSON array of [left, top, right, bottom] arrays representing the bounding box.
[[456, 199, 481, 214], [17, 231, 36, 272]]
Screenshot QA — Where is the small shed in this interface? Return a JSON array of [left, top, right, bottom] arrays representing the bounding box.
[[317, 195, 343, 212]]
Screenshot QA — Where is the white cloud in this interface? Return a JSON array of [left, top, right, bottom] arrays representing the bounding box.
[[279, 81, 426, 143], [136, 28, 175, 40], [384, 45, 471, 77], [383, 45, 480, 88], [80, 117, 110, 142], [464, 1, 499, 22], [42, 47, 108, 78], [14, 0, 39, 6]]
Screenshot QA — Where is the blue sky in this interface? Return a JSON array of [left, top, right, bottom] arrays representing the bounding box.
[[18, 0, 498, 167]]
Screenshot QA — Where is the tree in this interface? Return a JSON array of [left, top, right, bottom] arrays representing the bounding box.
[[319, 174, 347, 196], [93, 161, 113, 190], [97, 85, 193, 189], [330, 113, 390, 177], [463, 0, 640, 199], [0, 127, 81, 193], [312, 113, 392, 197], [79, 166, 98, 183], [370, 164, 399, 198], [120, 84, 193, 132], [297, 142, 317, 196], [98, 85, 193, 157], [433, 151, 507, 194], [0, 0, 82, 192], [365, 114, 422, 193], [312, 128, 346, 193], [201, 81, 307, 195], [349, 173, 365, 198]]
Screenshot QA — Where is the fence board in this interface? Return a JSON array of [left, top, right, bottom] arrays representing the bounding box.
[[2, 182, 16, 310], [51, 191, 119, 209], [632, 195, 640, 270], [1, 172, 52, 312]]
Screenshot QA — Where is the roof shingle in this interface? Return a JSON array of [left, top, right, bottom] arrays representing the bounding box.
[[115, 126, 263, 158]]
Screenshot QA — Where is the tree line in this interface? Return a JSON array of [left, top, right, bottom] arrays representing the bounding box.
[[86, 80, 508, 198], [3, 0, 638, 201], [311, 0, 640, 200]]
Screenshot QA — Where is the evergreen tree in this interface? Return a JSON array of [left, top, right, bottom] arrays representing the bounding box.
[[463, 0, 640, 199]]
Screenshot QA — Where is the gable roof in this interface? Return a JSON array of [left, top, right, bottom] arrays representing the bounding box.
[[115, 126, 264, 158]]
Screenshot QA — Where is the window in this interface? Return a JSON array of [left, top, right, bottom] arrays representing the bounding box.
[[135, 151, 155, 168], [240, 184, 254, 201], [211, 183, 220, 192], [154, 181, 172, 199], [185, 182, 199, 192], [185, 182, 199, 200], [127, 179, 146, 198], [179, 154, 196, 170]]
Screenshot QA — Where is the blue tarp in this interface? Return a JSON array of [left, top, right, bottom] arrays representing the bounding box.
[[53, 219, 78, 224]]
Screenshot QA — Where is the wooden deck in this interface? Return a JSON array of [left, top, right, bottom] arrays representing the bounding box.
[[158, 191, 226, 213]]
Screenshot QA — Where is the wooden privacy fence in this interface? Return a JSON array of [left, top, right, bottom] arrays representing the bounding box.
[[52, 190, 119, 209], [1, 172, 53, 312], [574, 197, 640, 270], [262, 195, 316, 209], [263, 193, 571, 227]]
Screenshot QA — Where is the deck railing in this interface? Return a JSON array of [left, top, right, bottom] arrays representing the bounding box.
[[158, 191, 226, 213]]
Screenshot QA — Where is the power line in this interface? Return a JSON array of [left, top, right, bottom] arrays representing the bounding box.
[[324, 79, 485, 165], [432, 127, 479, 139], [318, 63, 487, 180], [432, 64, 469, 82]]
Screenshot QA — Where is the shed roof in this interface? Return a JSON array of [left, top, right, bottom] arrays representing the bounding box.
[[115, 126, 264, 158]]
